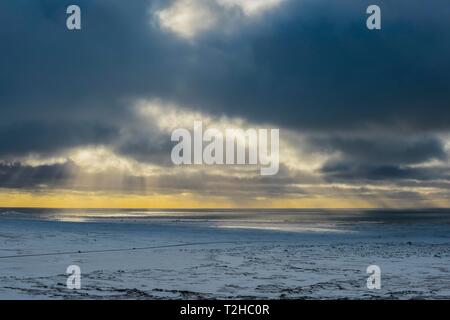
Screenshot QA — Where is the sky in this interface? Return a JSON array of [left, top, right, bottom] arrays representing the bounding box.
[[1, 0, 450, 208]]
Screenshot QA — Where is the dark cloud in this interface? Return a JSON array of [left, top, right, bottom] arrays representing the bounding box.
[[322, 161, 450, 182], [318, 134, 449, 183], [0, 0, 175, 157], [312, 135, 447, 166], [0, 160, 315, 198], [0, 161, 76, 189], [1, 0, 450, 191], [0, 121, 117, 158], [161, 0, 450, 131]]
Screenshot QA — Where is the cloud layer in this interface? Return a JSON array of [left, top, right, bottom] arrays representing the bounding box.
[[1, 0, 450, 207]]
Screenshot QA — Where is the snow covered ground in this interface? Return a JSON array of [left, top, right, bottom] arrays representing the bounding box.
[[0, 209, 449, 299]]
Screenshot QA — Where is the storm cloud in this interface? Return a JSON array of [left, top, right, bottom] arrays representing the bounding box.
[[1, 0, 450, 205]]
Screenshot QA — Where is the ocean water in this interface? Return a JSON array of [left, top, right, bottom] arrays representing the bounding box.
[[3, 207, 450, 222], [2, 207, 450, 232]]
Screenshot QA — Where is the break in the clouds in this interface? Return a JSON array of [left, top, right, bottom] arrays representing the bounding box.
[[156, 0, 285, 38], [0, 0, 450, 207]]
